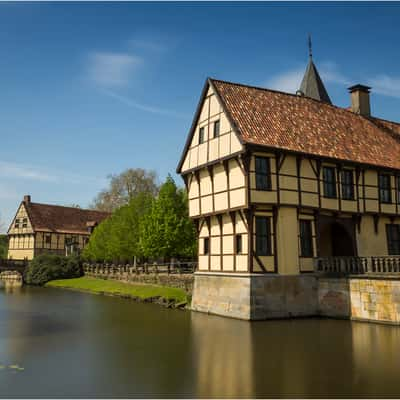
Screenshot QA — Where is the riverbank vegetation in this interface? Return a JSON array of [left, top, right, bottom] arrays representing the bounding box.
[[46, 276, 188, 305], [83, 175, 197, 262], [0, 235, 7, 259], [25, 254, 83, 285]]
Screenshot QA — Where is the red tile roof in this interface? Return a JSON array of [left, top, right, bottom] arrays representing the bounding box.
[[24, 202, 110, 234], [211, 79, 400, 170]]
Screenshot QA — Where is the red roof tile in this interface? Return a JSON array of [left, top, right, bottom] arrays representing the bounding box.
[[24, 202, 110, 234], [211, 79, 400, 170]]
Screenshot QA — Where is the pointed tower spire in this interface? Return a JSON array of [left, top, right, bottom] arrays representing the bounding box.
[[298, 36, 332, 104]]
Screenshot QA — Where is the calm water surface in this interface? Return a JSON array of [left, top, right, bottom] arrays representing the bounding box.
[[1, 284, 400, 398]]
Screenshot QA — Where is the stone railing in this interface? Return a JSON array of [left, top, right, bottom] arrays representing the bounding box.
[[315, 256, 400, 275], [83, 261, 197, 276], [0, 259, 29, 274], [83, 261, 197, 294]]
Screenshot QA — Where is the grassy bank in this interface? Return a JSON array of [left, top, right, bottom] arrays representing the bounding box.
[[46, 276, 188, 305]]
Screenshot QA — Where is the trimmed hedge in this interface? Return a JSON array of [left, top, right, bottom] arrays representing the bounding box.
[[25, 254, 83, 286]]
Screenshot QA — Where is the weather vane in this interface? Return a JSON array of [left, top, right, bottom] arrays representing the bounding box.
[[308, 34, 312, 59]]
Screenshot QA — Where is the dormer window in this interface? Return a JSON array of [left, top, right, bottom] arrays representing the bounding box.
[[198, 127, 205, 144]]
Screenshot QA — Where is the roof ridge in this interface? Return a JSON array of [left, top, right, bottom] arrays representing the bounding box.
[[209, 77, 400, 126], [28, 202, 110, 214]]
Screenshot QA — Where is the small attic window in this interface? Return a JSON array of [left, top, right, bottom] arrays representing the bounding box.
[[22, 218, 28, 228], [213, 120, 220, 138], [14, 219, 20, 228], [198, 127, 205, 144]]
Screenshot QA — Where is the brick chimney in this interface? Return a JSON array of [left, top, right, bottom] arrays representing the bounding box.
[[23, 195, 31, 204], [348, 84, 371, 117]]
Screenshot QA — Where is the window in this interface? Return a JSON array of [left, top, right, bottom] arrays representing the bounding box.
[[386, 224, 400, 255], [299, 220, 313, 257], [379, 174, 392, 203], [45, 234, 51, 246], [255, 216, 271, 256], [203, 237, 209, 255], [341, 169, 354, 200], [255, 157, 271, 191], [397, 176, 400, 204], [14, 219, 20, 228], [213, 120, 220, 138], [323, 167, 337, 198], [22, 218, 28, 228], [235, 234, 242, 254], [198, 127, 205, 144]]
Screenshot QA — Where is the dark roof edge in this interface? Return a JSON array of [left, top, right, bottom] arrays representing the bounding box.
[[27, 201, 110, 215]]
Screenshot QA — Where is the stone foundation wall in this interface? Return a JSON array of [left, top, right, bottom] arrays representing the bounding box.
[[318, 278, 350, 318], [86, 271, 194, 294], [319, 276, 400, 324], [193, 273, 400, 324], [191, 274, 252, 319], [251, 274, 318, 319], [191, 273, 317, 320]]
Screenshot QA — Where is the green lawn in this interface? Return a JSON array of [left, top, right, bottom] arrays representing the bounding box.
[[46, 276, 188, 303]]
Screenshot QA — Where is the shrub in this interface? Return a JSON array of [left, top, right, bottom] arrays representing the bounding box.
[[25, 254, 83, 286]]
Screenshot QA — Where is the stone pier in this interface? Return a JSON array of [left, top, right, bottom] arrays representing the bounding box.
[[191, 272, 400, 324]]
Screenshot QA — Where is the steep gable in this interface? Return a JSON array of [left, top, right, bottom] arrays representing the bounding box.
[[177, 80, 244, 174], [7, 202, 34, 235]]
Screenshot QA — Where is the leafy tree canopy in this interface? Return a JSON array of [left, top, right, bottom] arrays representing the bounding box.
[[0, 235, 8, 259], [140, 175, 197, 260], [90, 168, 159, 212], [83, 175, 197, 262]]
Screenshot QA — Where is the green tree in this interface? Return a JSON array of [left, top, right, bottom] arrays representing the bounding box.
[[0, 235, 8, 259], [140, 175, 197, 260], [90, 168, 159, 212], [83, 192, 153, 262]]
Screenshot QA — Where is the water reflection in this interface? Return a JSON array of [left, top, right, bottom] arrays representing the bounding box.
[[190, 312, 255, 398], [2, 286, 400, 398]]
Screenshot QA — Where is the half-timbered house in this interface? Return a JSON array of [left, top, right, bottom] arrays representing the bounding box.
[[177, 54, 400, 319], [7, 195, 109, 260]]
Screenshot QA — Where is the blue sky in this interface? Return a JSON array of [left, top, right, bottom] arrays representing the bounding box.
[[1, 1, 400, 230]]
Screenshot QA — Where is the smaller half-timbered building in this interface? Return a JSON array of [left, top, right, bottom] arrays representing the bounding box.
[[7, 195, 109, 260]]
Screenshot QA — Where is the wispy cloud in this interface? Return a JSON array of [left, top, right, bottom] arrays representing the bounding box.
[[265, 62, 400, 100], [0, 183, 20, 200], [319, 61, 351, 86], [100, 88, 188, 119], [129, 38, 167, 53], [87, 52, 143, 88], [265, 67, 304, 93], [265, 61, 350, 93], [367, 75, 400, 98], [0, 161, 56, 182], [0, 161, 105, 186]]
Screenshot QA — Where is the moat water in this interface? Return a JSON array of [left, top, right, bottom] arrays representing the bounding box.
[[1, 285, 400, 398]]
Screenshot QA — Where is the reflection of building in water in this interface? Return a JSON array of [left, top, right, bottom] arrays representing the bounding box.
[[351, 322, 400, 395], [191, 311, 255, 398]]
